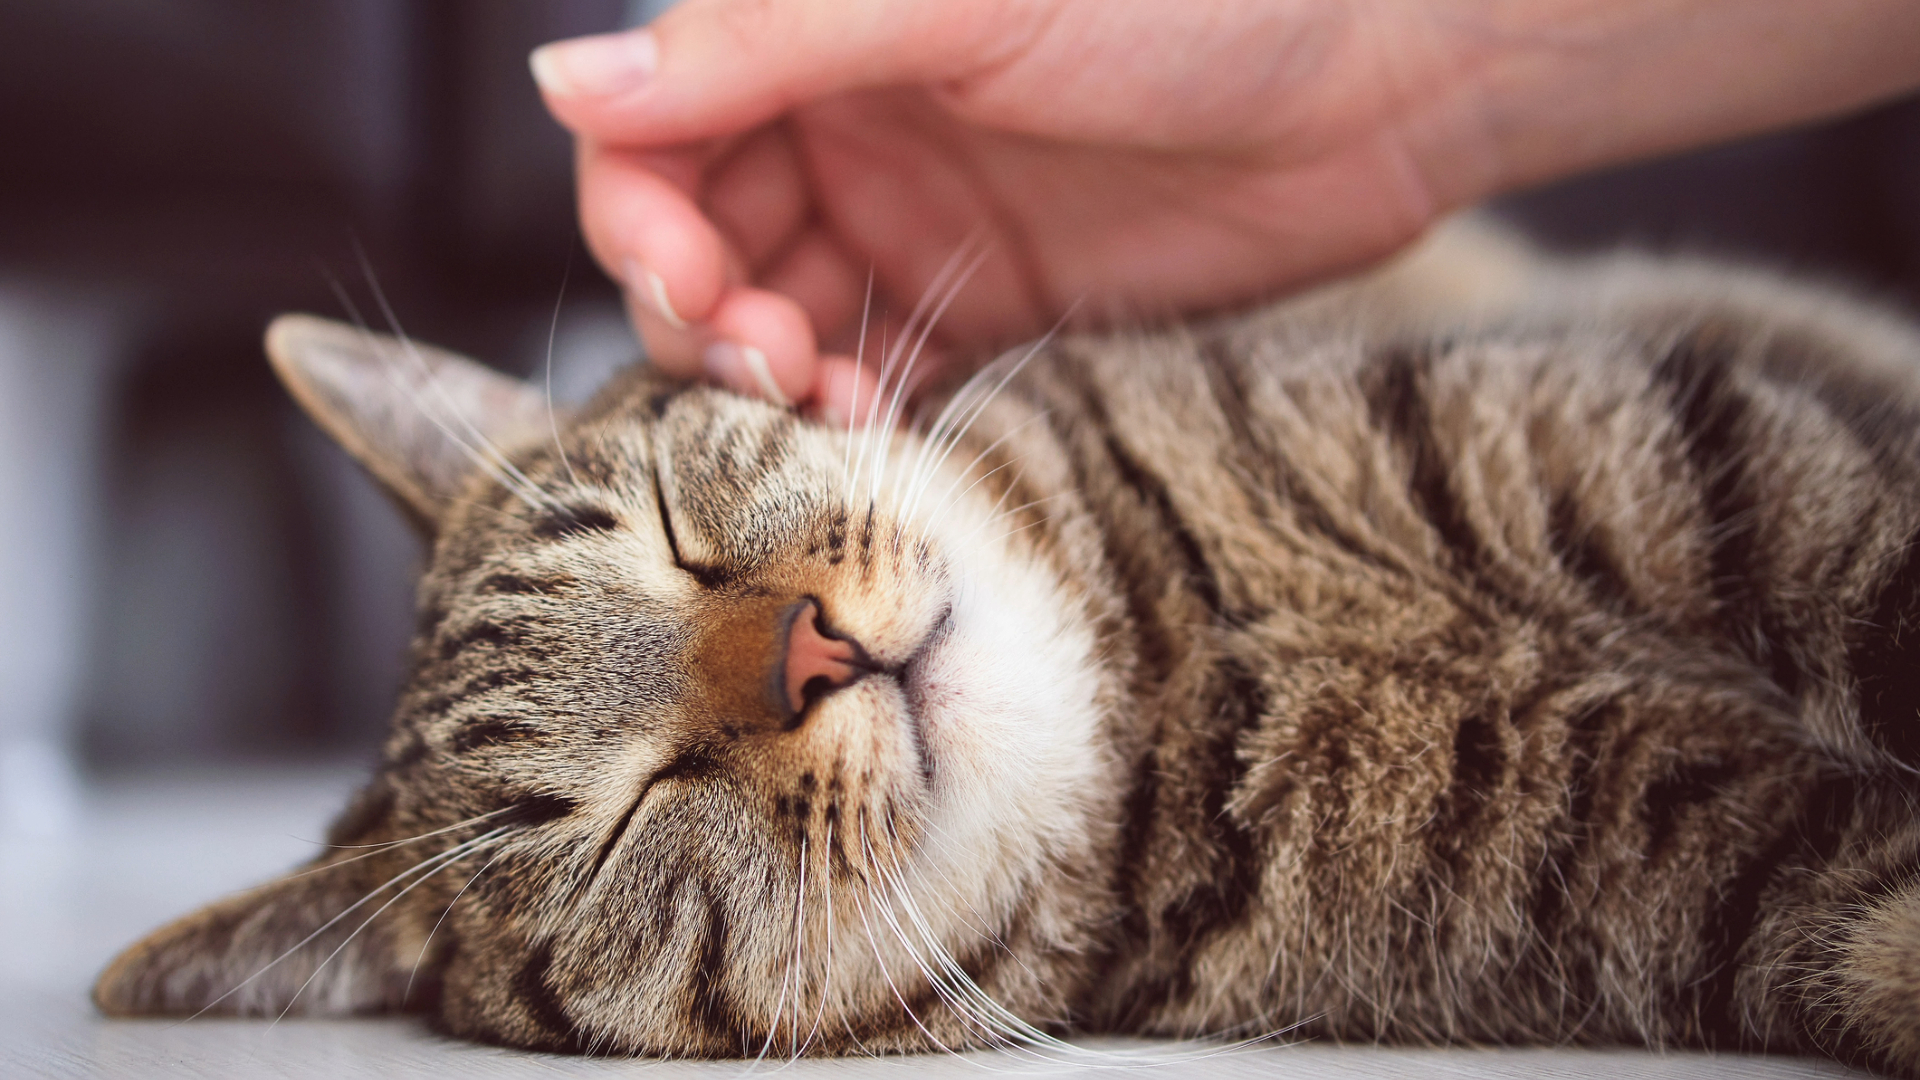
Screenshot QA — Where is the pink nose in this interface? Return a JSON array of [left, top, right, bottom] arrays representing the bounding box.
[[780, 600, 869, 720]]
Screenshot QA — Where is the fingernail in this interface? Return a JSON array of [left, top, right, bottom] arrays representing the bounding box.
[[529, 29, 658, 98], [625, 259, 687, 330], [704, 342, 791, 406]]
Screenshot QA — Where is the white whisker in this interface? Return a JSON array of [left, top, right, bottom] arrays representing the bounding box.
[[324, 273, 551, 513], [184, 825, 512, 1024], [272, 829, 512, 1024], [543, 251, 582, 489], [402, 844, 508, 1006], [798, 817, 835, 1057], [851, 823, 957, 1056], [871, 241, 992, 508], [841, 268, 876, 494], [904, 314, 1068, 529]]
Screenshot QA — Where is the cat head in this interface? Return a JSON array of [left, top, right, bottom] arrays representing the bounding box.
[[94, 315, 1128, 1055]]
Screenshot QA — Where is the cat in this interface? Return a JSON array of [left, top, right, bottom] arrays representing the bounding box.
[[91, 220, 1920, 1074]]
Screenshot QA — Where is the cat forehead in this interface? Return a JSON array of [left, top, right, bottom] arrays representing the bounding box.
[[557, 379, 827, 481]]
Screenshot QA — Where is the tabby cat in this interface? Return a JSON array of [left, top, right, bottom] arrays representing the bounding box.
[[94, 222, 1920, 1074]]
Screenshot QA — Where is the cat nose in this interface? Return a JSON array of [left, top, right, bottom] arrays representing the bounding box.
[[776, 599, 873, 724]]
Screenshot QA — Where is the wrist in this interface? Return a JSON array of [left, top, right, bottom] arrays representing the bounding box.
[[1416, 0, 1920, 204]]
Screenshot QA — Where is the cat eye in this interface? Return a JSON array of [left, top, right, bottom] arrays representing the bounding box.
[[650, 461, 731, 588], [534, 504, 619, 540]]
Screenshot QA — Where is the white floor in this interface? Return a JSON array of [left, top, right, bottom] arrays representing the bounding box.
[[1, 766, 1869, 1079]]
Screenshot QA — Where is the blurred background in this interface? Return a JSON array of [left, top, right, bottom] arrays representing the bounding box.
[[2, 2, 1918, 834]]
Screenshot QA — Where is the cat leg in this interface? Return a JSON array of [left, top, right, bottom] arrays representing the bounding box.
[[1711, 776, 1920, 1077]]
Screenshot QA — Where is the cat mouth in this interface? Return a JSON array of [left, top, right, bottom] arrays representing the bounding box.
[[898, 602, 954, 783]]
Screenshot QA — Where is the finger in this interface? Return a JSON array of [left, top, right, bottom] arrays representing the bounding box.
[[532, 0, 1015, 145], [811, 354, 885, 431], [701, 286, 817, 406], [761, 228, 869, 350], [624, 291, 702, 378], [578, 144, 731, 330], [703, 125, 809, 272]]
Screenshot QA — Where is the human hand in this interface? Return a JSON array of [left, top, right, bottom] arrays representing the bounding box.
[[532, 0, 1920, 421]]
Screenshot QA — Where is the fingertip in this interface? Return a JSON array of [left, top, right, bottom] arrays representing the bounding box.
[[625, 293, 702, 377], [763, 230, 868, 348], [701, 288, 817, 405], [529, 28, 658, 108], [812, 355, 885, 429], [622, 258, 689, 330], [580, 152, 730, 324]]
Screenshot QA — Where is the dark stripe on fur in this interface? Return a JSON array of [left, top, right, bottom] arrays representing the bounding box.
[[385, 732, 428, 769], [1446, 709, 1505, 823], [1546, 491, 1632, 609], [1639, 758, 1738, 863], [1850, 533, 1920, 766], [1693, 773, 1855, 1046], [534, 505, 619, 540], [414, 596, 448, 638], [1197, 336, 1394, 574], [1521, 694, 1620, 1004], [1362, 345, 1487, 580], [512, 942, 585, 1051], [478, 572, 568, 596], [451, 718, 536, 755], [1036, 378, 1178, 685], [435, 619, 528, 661], [1160, 661, 1265, 942], [584, 786, 647, 890], [1745, 324, 1920, 479], [499, 793, 577, 829], [1650, 329, 1805, 701], [1099, 430, 1237, 624], [689, 888, 743, 1048], [1094, 749, 1163, 1013], [412, 666, 542, 719], [1049, 355, 1244, 627], [1111, 661, 1268, 1024]]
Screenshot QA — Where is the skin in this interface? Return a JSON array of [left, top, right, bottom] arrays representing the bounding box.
[[531, 0, 1920, 422]]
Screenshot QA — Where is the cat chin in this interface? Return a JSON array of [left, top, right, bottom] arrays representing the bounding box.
[[894, 535, 1112, 921]]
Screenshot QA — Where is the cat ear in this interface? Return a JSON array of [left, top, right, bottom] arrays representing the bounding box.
[[266, 313, 559, 532], [92, 856, 432, 1018]]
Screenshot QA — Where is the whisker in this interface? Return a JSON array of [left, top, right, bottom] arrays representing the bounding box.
[[872, 241, 992, 507], [324, 272, 551, 513], [184, 825, 512, 1023], [312, 805, 517, 853], [847, 321, 891, 518], [751, 835, 807, 1065], [402, 844, 509, 1007], [851, 823, 956, 1055], [346, 246, 562, 513], [799, 817, 835, 1056], [956, 492, 1075, 551], [841, 267, 876, 493], [918, 417, 1046, 541], [904, 311, 1069, 528], [858, 239, 976, 507], [868, 841, 1028, 1055], [543, 245, 582, 489], [272, 829, 512, 1023]]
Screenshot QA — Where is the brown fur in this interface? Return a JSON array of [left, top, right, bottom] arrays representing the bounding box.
[[95, 224, 1920, 1073]]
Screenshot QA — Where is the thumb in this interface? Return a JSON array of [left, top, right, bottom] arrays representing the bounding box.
[[533, 0, 1020, 145]]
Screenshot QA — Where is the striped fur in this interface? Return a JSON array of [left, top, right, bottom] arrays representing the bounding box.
[[96, 225, 1920, 1073]]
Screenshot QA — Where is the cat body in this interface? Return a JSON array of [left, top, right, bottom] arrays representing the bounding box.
[[95, 224, 1920, 1074]]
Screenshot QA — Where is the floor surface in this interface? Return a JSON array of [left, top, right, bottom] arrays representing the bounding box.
[[0, 766, 1872, 1079]]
